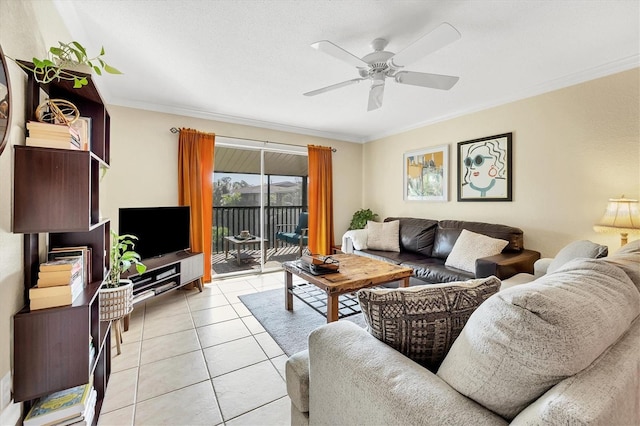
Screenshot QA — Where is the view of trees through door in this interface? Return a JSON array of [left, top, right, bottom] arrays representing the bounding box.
[[211, 144, 308, 277]]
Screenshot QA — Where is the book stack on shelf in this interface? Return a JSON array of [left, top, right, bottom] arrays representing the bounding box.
[[26, 121, 83, 150], [30, 258, 84, 310], [69, 117, 91, 151], [49, 246, 91, 287], [23, 382, 97, 426]]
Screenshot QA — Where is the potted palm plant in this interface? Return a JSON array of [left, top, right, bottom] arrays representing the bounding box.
[[99, 231, 146, 322]]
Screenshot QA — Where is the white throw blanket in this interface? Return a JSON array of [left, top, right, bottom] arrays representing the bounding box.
[[341, 229, 369, 252]]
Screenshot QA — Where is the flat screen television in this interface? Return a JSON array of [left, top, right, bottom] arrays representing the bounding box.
[[119, 206, 191, 260]]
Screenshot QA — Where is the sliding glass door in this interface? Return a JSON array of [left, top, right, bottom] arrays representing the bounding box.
[[212, 139, 307, 278]]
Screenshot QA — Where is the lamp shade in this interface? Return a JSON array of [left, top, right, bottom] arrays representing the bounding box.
[[593, 197, 640, 233]]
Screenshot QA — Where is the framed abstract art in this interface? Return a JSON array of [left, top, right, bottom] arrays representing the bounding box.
[[404, 145, 448, 201]]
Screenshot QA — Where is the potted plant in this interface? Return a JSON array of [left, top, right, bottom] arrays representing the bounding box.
[[349, 208, 378, 230], [99, 231, 146, 323], [7, 40, 121, 88]]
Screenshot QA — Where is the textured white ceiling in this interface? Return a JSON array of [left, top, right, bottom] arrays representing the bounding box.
[[52, 0, 639, 143]]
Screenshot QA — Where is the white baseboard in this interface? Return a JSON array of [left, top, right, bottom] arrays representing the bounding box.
[[0, 401, 21, 426]]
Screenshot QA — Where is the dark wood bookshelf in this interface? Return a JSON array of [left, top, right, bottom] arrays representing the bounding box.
[[12, 67, 111, 423]]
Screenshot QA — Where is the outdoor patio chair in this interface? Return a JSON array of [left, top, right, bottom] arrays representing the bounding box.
[[275, 212, 308, 256]]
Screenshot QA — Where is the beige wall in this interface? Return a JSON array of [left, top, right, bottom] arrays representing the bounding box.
[[104, 106, 363, 244], [0, 1, 72, 423], [363, 68, 640, 257]]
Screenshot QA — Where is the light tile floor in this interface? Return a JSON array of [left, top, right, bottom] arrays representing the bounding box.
[[98, 270, 303, 426]]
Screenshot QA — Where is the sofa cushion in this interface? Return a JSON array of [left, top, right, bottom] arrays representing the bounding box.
[[437, 258, 640, 420], [445, 230, 509, 273], [547, 240, 608, 274], [357, 276, 501, 372], [439, 220, 524, 252], [431, 227, 462, 259], [609, 240, 640, 289], [385, 217, 438, 256], [356, 249, 429, 266], [367, 220, 400, 252], [602, 252, 640, 291], [616, 238, 640, 254], [403, 260, 475, 284]]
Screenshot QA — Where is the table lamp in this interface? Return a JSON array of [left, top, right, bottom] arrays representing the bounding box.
[[593, 196, 640, 246]]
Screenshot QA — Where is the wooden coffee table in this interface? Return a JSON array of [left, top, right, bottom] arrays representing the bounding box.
[[283, 254, 413, 322]]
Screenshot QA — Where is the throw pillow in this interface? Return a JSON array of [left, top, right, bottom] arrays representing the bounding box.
[[546, 240, 608, 274], [436, 258, 640, 420], [357, 276, 501, 372], [444, 229, 509, 273], [366, 220, 400, 252]]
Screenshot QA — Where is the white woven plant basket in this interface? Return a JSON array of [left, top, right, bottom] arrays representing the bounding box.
[[99, 280, 133, 322]]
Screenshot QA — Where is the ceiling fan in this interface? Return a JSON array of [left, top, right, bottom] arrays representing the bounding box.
[[303, 22, 461, 111]]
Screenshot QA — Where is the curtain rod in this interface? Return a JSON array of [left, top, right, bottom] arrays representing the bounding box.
[[169, 127, 337, 152]]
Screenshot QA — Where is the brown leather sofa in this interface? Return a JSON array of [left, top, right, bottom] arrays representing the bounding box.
[[352, 217, 540, 284]]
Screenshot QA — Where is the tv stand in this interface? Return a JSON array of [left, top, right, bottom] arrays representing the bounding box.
[[122, 250, 204, 304]]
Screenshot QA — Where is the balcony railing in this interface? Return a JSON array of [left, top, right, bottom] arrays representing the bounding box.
[[213, 206, 305, 253]]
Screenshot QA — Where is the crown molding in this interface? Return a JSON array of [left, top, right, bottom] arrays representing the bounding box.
[[106, 99, 367, 144]]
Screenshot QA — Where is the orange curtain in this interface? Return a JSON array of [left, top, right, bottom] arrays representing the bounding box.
[[178, 128, 215, 283], [308, 145, 335, 255]]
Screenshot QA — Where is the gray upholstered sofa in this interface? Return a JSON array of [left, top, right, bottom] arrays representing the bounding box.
[[500, 239, 609, 290], [343, 217, 541, 283], [286, 241, 640, 425]]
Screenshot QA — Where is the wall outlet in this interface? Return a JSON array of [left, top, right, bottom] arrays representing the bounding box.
[[0, 371, 11, 410]]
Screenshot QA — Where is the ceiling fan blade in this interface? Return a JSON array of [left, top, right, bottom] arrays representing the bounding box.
[[303, 78, 365, 97], [390, 22, 461, 68], [367, 81, 385, 111], [395, 71, 459, 90], [311, 40, 368, 68]]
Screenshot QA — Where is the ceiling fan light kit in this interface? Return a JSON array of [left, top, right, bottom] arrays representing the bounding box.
[[304, 22, 461, 111]]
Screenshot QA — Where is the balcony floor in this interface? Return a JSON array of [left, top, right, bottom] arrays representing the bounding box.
[[212, 245, 301, 277]]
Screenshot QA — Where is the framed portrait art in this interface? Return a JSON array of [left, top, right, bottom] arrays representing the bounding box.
[[457, 133, 512, 202], [403, 145, 448, 201]]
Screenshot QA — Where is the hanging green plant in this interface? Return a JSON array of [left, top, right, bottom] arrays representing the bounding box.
[[8, 41, 122, 88]]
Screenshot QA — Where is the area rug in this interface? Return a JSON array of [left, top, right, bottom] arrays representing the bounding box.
[[239, 288, 366, 356]]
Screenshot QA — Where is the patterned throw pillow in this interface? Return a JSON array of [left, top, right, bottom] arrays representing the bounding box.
[[357, 276, 501, 372], [366, 220, 400, 252], [445, 229, 509, 273]]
